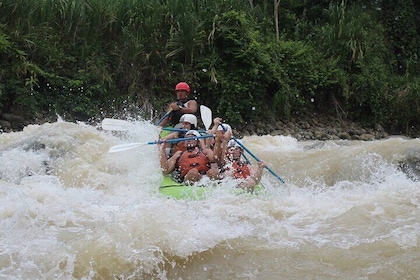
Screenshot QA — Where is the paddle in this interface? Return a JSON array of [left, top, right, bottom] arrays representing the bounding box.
[[156, 109, 172, 126], [198, 105, 285, 184], [231, 138, 285, 183], [240, 152, 276, 191], [101, 109, 172, 131], [102, 119, 209, 133], [101, 118, 133, 131], [108, 134, 214, 153], [200, 105, 212, 130]]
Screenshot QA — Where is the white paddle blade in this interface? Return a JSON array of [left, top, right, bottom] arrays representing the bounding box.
[[260, 176, 275, 193], [101, 118, 133, 131], [108, 142, 146, 153], [200, 105, 212, 130]]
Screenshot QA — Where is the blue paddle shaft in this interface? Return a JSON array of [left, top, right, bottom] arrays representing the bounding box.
[[215, 114, 286, 183], [148, 134, 213, 145], [156, 111, 171, 126], [232, 138, 285, 183]]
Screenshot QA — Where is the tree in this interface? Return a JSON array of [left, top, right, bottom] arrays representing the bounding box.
[[381, 0, 419, 75], [274, 0, 281, 41]]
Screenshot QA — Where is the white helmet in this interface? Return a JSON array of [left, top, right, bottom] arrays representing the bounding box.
[[217, 123, 232, 132], [185, 130, 201, 137], [180, 114, 197, 127], [227, 139, 242, 148]]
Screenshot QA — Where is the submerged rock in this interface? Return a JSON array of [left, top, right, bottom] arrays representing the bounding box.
[[398, 147, 420, 181]]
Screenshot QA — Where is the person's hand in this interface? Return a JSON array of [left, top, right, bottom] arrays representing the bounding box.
[[157, 142, 167, 157], [157, 140, 165, 148], [222, 130, 232, 141], [169, 102, 180, 111], [213, 117, 222, 126], [257, 161, 266, 169]]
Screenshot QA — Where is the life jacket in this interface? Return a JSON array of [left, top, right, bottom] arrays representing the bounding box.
[[171, 141, 186, 155], [176, 147, 210, 178], [169, 131, 187, 156], [227, 161, 251, 179]]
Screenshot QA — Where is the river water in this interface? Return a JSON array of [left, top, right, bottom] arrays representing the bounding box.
[[0, 119, 419, 279]]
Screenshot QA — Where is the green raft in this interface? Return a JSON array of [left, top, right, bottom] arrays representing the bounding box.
[[158, 127, 266, 199], [159, 175, 265, 199]]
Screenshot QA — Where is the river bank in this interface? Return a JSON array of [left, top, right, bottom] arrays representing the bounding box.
[[235, 113, 419, 140], [0, 111, 419, 140]]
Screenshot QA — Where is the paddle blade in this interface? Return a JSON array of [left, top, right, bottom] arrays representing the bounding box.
[[200, 105, 212, 130], [260, 177, 275, 192], [101, 118, 133, 131], [108, 142, 147, 153]]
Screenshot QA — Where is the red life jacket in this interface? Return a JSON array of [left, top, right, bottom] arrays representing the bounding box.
[[177, 147, 210, 177], [230, 161, 251, 179], [169, 131, 188, 156], [171, 141, 186, 155]]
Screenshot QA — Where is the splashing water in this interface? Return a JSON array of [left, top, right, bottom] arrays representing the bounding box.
[[0, 120, 419, 279]]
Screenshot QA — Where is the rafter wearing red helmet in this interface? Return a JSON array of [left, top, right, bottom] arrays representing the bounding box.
[[159, 82, 198, 127]]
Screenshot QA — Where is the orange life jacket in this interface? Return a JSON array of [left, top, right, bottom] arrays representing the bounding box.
[[171, 141, 186, 155], [230, 161, 251, 179], [177, 147, 210, 177], [169, 131, 187, 156]]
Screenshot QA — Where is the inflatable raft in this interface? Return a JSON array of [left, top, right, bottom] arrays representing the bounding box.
[[159, 175, 264, 199]]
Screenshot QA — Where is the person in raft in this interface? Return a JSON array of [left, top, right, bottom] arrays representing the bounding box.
[[159, 82, 198, 127], [159, 130, 219, 184], [160, 114, 206, 157], [204, 117, 232, 149], [214, 134, 266, 192]]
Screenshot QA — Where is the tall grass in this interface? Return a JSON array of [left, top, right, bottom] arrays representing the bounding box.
[[0, 0, 418, 130]]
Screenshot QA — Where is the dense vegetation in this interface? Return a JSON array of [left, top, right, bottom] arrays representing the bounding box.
[[0, 0, 419, 134]]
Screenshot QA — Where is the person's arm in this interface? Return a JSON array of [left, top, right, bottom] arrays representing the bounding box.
[[159, 144, 180, 174], [169, 100, 197, 114], [249, 161, 266, 185], [237, 161, 267, 192], [207, 117, 222, 134], [213, 131, 226, 167], [181, 100, 197, 114], [203, 148, 216, 163], [204, 117, 222, 148]]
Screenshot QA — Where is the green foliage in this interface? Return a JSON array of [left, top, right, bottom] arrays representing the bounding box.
[[197, 11, 277, 125], [0, 0, 418, 133], [0, 25, 41, 114], [381, 0, 419, 75], [302, 0, 409, 127], [382, 76, 420, 134]]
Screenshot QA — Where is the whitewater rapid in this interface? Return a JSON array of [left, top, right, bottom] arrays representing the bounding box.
[[0, 119, 419, 279]]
